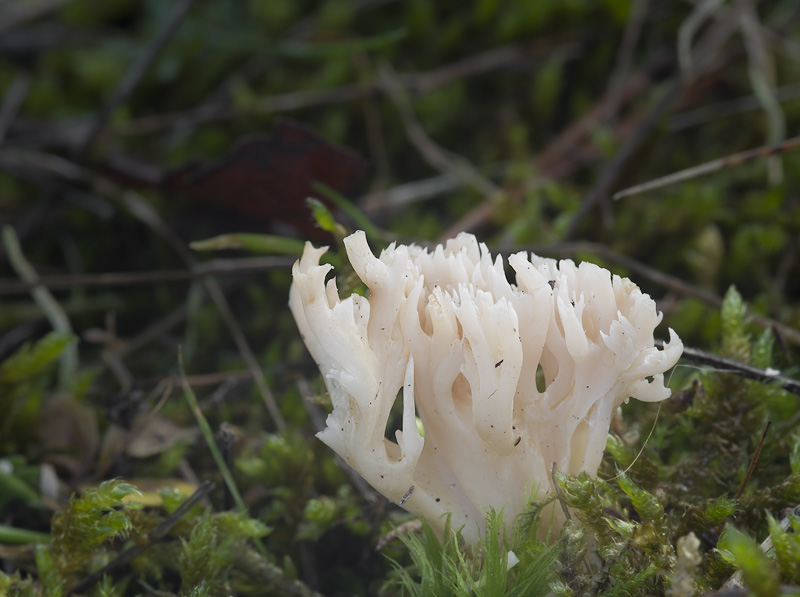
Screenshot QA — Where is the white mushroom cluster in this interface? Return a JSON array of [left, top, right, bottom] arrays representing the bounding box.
[[290, 231, 682, 545]]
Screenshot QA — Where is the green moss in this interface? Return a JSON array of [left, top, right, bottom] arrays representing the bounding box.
[[385, 506, 556, 597]]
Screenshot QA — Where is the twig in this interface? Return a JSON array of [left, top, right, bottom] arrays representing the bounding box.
[[154, 370, 253, 390], [74, 0, 198, 156], [132, 361, 308, 393], [0, 256, 294, 296], [68, 481, 214, 596], [612, 135, 800, 200], [667, 344, 800, 396], [124, 304, 188, 357], [734, 420, 772, 500], [363, 172, 461, 208]]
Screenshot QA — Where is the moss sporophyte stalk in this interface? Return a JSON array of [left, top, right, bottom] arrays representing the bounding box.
[[289, 231, 682, 545]]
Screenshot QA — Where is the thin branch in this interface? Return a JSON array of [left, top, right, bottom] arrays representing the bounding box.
[[0, 256, 294, 296], [734, 420, 772, 499], [123, 304, 189, 358], [363, 172, 461, 208], [612, 135, 800, 200], [670, 344, 800, 396]]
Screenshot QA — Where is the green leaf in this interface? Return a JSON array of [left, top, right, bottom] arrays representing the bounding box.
[[717, 525, 780, 596], [0, 332, 76, 386], [306, 198, 340, 233], [311, 181, 384, 243], [768, 513, 800, 583], [0, 524, 50, 545]]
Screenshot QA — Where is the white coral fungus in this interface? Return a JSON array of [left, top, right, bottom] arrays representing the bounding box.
[[290, 231, 682, 544]]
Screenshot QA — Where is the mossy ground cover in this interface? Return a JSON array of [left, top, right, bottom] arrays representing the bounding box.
[[1, 1, 800, 595]]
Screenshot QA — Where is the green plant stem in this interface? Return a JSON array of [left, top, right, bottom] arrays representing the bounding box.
[[0, 524, 50, 544], [178, 348, 266, 556]]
